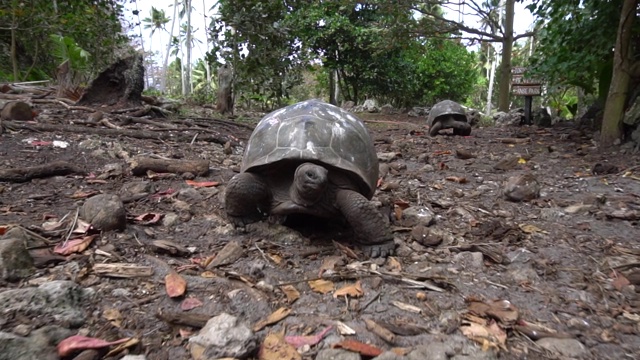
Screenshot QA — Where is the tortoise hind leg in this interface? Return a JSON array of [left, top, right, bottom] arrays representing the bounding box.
[[224, 172, 271, 227], [335, 189, 395, 257], [429, 121, 443, 136]]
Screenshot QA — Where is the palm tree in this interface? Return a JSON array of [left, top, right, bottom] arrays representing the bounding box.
[[479, 0, 503, 115], [161, 0, 180, 93], [142, 7, 170, 88]]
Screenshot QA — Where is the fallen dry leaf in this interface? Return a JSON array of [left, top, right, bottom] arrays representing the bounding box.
[[134, 213, 163, 225], [104, 337, 140, 358], [180, 297, 203, 311], [518, 223, 547, 234], [335, 321, 356, 335], [165, 272, 187, 298], [386, 257, 402, 273], [284, 326, 333, 348], [280, 285, 300, 303], [467, 299, 519, 325], [333, 280, 364, 299], [57, 335, 131, 357], [258, 332, 301, 360], [72, 219, 93, 234], [308, 279, 335, 294], [318, 256, 343, 276], [253, 307, 292, 332], [332, 241, 359, 259], [185, 180, 220, 187], [445, 176, 468, 183], [391, 300, 422, 314], [102, 308, 123, 328], [611, 271, 630, 291], [333, 339, 383, 357], [53, 235, 96, 255]]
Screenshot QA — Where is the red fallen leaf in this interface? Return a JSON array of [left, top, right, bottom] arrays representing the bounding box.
[[86, 179, 108, 184], [180, 297, 203, 311], [185, 180, 220, 188], [57, 335, 131, 357], [438, 162, 449, 170], [394, 199, 410, 209], [285, 326, 333, 348], [333, 339, 383, 357], [134, 213, 163, 225], [53, 235, 96, 255], [376, 178, 383, 188], [165, 271, 187, 298], [150, 188, 176, 199], [433, 150, 451, 156], [29, 140, 53, 146], [0, 225, 8, 236], [611, 270, 630, 291]]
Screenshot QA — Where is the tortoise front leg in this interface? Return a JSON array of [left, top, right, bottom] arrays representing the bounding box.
[[224, 172, 272, 227], [452, 120, 472, 136], [335, 189, 395, 257]]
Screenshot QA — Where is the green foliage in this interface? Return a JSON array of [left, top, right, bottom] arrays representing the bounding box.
[[527, 0, 625, 96], [0, 0, 129, 81], [212, 0, 305, 110], [49, 34, 90, 71]]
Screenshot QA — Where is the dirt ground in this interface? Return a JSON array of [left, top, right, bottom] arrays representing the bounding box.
[[1, 105, 640, 360]]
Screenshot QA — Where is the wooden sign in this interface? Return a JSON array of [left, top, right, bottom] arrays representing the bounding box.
[[512, 85, 542, 96], [511, 67, 542, 96]]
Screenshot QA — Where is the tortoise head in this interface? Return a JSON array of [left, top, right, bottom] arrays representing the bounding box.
[[291, 162, 329, 206]]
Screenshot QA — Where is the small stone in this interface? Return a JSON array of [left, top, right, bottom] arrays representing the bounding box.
[[315, 348, 362, 360], [162, 212, 180, 227], [120, 355, 147, 360], [372, 351, 403, 360], [80, 194, 126, 231], [188, 313, 257, 359], [72, 349, 101, 360], [452, 252, 484, 270], [111, 288, 132, 297], [13, 324, 31, 337], [401, 206, 435, 227], [503, 173, 540, 202], [536, 338, 588, 358], [0, 237, 34, 281]]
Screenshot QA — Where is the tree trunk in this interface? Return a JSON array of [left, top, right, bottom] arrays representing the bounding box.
[[216, 64, 233, 115], [498, 0, 514, 112], [600, 0, 637, 147], [329, 69, 337, 105], [161, 0, 179, 93], [184, 0, 192, 96], [486, 44, 497, 115]]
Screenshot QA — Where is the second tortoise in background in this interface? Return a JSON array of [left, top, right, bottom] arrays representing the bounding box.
[[428, 100, 472, 137]]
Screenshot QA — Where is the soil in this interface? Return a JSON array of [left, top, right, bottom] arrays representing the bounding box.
[[1, 106, 640, 360]]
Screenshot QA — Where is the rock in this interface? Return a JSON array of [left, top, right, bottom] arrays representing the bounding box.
[[412, 106, 429, 116], [0, 326, 73, 360], [401, 206, 435, 227], [380, 104, 394, 114], [372, 351, 403, 360], [536, 338, 588, 358], [452, 251, 485, 271], [0, 280, 93, 327], [80, 193, 126, 231], [407, 335, 498, 360], [362, 99, 379, 113], [0, 237, 34, 281], [341, 101, 355, 110], [623, 95, 640, 126], [71, 349, 101, 360], [533, 107, 552, 127], [119, 181, 153, 198], [177, 187, 204, 203], [162, 212, 179, 227], [188, 313, 258, 359], [315, 348, 362, 360], [466, 109, 482, 126], [0, 101, 33, 120], [503, 174, 540, 202], [494, 109, 523, 126], [120, 355, 147, 360]]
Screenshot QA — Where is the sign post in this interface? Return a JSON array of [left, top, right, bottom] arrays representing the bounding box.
[[511, 67, 542, 125]]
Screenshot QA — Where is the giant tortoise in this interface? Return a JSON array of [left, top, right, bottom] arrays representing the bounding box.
[[224, 99, 394, 257], [428, 100, 472, 136]]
